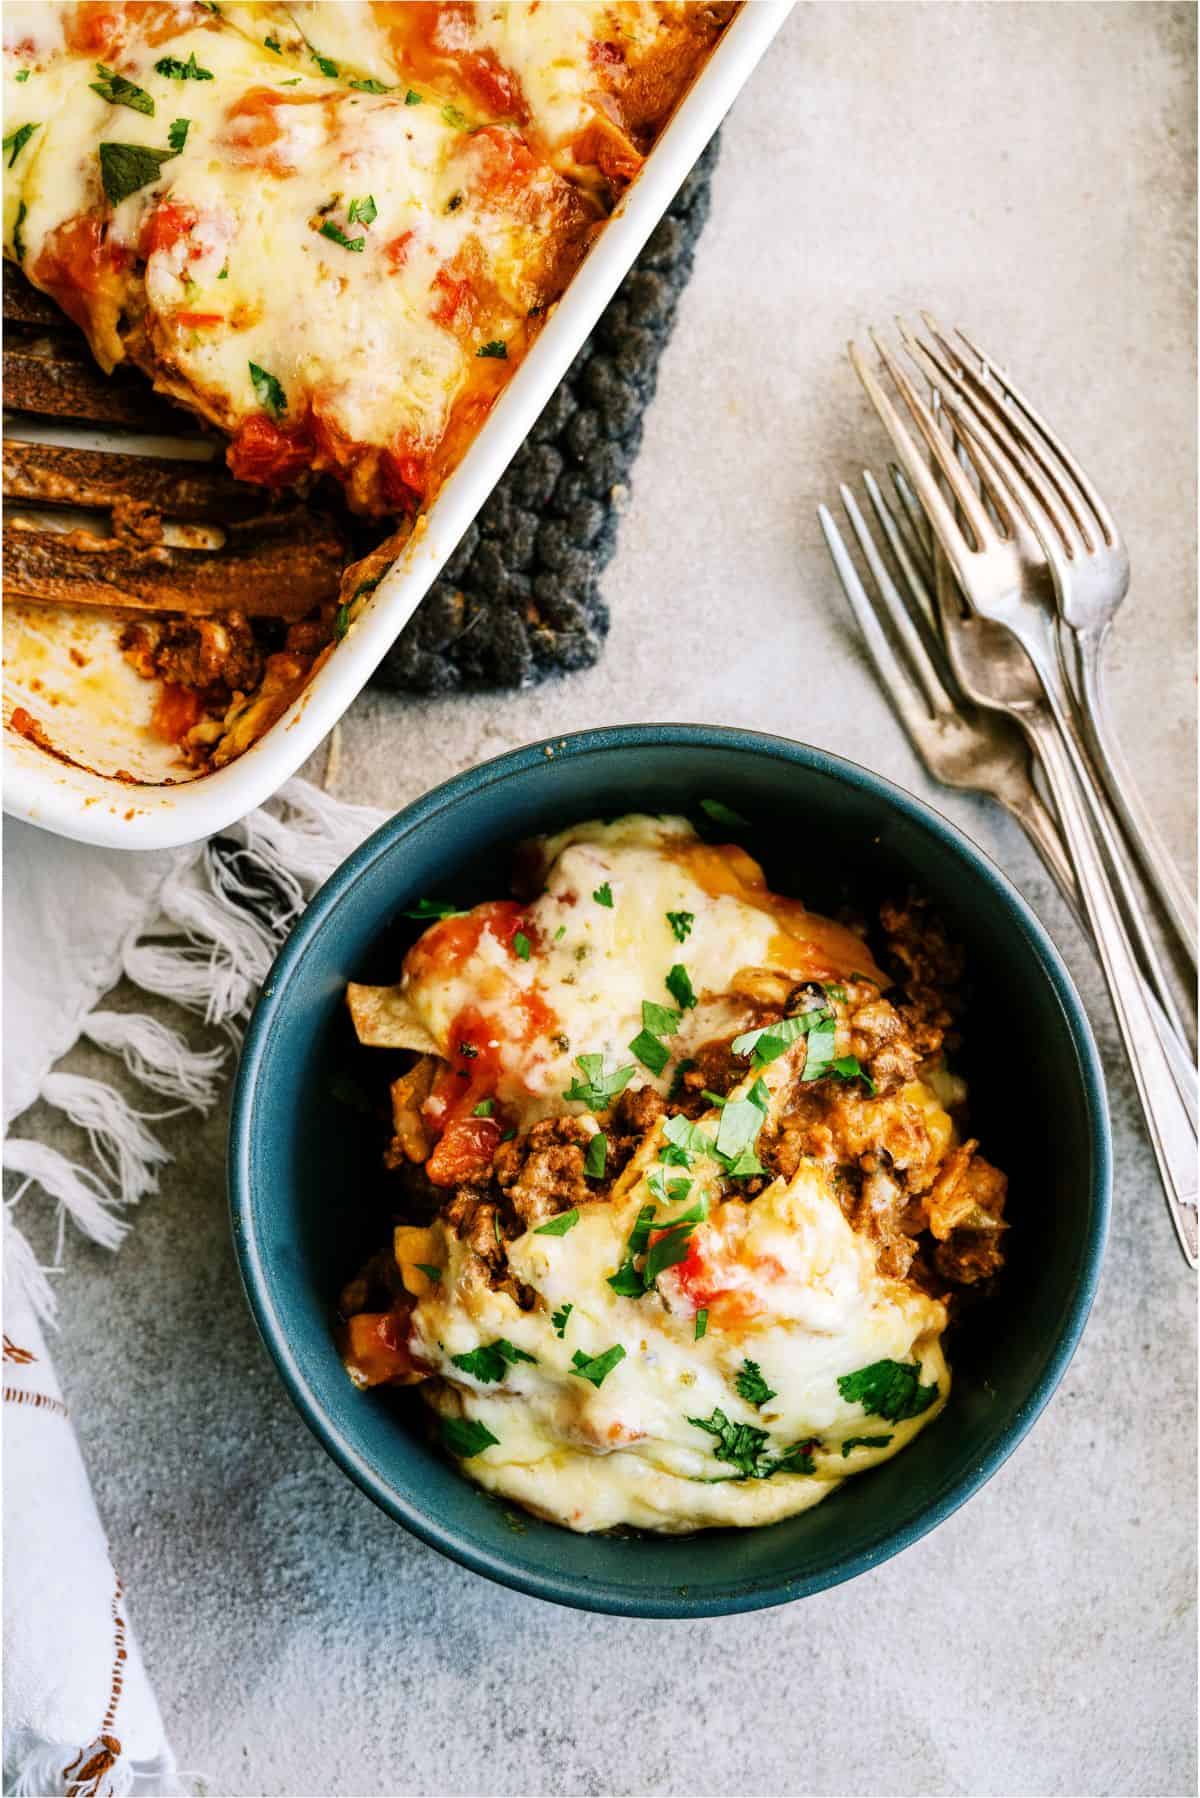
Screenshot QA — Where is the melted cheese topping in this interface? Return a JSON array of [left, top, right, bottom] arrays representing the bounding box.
[[2, 2, 595, 512], [413, 1078, 948, 1534], [349, 814, 890, 1128]]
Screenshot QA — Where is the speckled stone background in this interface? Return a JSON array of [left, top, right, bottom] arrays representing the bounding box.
[[10, 5, 1197, 1795]]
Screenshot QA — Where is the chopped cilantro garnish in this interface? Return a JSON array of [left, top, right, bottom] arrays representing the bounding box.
[[14, 70, 30, 83], [217, 263, 229, 278], [841, 1434, 892, 1457], [731, 1014, 812, 1067], [564, 1054, 635, 1111], [319, 219, 365, 252], [348, 194, 377, 225], [607, 1204, 657, 1295], [694, 1308, 708, 1340], [513, 931, 531, 960], [826, 983, 847, 1003], [12, 199, 26, 263], [746, 1077, 770, 1113], [666, 910, 694, 943], [554, 924, 566, 941], [699, 798, 749, 830], [665, 964, 696, 1011], [450, 1338, 535, 1383], [702, 1089, 727, 1108], [400, 896, 460, 920], [663, 1114, 711, 1159], [98, 141, 175, 205], [349, 77, 392, 93], [641, 999, 681, 1037], [628, 1029, 670, 1076], [405, 89, 423, 104], [248, 361, 286, 419], [593, 881, 613, 907], [831, 1054, 877, 1094], [642, 1213, 700, 1286], [551, 1303, 573, 1338], [166, 117, 190, 152], [570, 1344, 626, 1388], [837, 1359, 938, 1422], [534, 1208, 579, 1237], [264, 36, 282, 52], [688, 1408, 772, 1479], [91, 65, 154, 115], [714, 1097, 763, 1165], [3, 122, 38, 167], [800, 1014, 838, 1082], [476, 340, 508, 359], [311, 47, 340, 78], [155, 51, 213, 80], [500, 1128, 515, 1142], [774, 1441, 818, 1475], [413, 1263, 441, 1283], [333, 603, 350, 641], [472, 1099, 494, 1117], [584, 1133, 607, 1179], [441, 102, 469, 128], [440, 1416, 498, 1457], [735, 1359, 777, 1408]]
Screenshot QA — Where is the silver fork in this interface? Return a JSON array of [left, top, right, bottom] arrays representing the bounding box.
[[849, 331, 1198, 1268], [819, 470, 1198, 1111], [923, 316, 1197, 966]]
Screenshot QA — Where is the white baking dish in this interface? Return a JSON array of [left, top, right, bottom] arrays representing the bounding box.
[[3, 1, 793, 851]]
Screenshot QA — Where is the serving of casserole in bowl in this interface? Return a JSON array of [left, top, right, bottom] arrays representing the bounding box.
[[229, 725, 1110, 1613]]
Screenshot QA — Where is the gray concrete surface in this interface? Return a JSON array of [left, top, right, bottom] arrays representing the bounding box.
[[10, 5, 1197, 1795]]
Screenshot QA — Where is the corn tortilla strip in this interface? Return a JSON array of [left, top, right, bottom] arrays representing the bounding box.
[[346, 982, 440, 1054]]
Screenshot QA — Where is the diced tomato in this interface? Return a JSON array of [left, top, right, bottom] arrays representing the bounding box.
[[425, 1114, 502, 1187], [459, 49, 527, 120], [174, 311, 223, 327], [139, 202, 197, 258], [223, 86, 288, 150], [430, 265, 476, 334], [385, 229, 415, 271], [31, 215, 125, 335], [467, 124, 539, 204], [64, 0, 208, 55], [589, 39, 626, 68], [380, 446, 427, 513], [227, 414, 313, 489], [571, 119, 643, 186], [406, 900, 525, 982], [342, 1305, 424, 1386], [150, 682, 203, 745]]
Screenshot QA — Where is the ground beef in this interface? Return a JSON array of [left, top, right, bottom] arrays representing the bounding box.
[[492, 1116, 595, 1228], [133, 614, 264, 694]]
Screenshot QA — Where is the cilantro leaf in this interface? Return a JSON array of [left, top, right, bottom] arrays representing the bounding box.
[[800, 1014, 838, 1082], [628, 1029, 670, 1076], [347, 194, 377, 225], [14, 69, 29, 82], [477, 340, 508, 359], [723, 1145, 766, 1178], [666, 910, 694, 943], [663, 1114, 711, 1159], [12, 198, 27, 264], [642, 1218, 697, 1286], [564, 1053, 635, 1111], [319, 219, 365, 252], [551, 1303, 573, 1338], [512, 931, 531, 960], [400, 896, 459, 920], [570, 1344, 626, 1388], [405, 89, 423, 104], [841, 1434, 892, 1457], [349, 77, 392, 93], [665, 963, 696, 1011], [167, 117, 190, 153], [441, 102, 469, 128], [264, 36, 282, 53], [472, 1099, 493, 1117], [441, 1416, 498, 1457], [91, 64, 155, 115], [593, 881, 613, 907], [687, 1408, 772, 1479], [584, 1133, 607, 1179], [3, 122, 38, 167], [731, 1014, 812, 1067], [694, 1308, 708, 1340], [413, 1263, 441, 1283], [98, 141, 174, 205], [774, 1441, 818, 1475], [310, 46, 339, 78], [735, 1359, 777, 1408], [699, 798, 749, 830], [714, 1097, 763, 1165], [607, 1203, 656, 1296], [450, 1338, 536, 1383], [155, 52, 213, 80], [333, 603, 350, 641], [831, 1054, 877, 1094], [534, 1208, 580, 1237], [641, 999, 681, 1037], [837, 1358, 938, 1422], [248, 361, 286, 419]]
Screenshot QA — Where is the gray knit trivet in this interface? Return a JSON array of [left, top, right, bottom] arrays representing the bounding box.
[[369, 136, 720, 694]]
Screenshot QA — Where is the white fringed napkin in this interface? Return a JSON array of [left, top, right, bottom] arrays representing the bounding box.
[[3, 779, 386, 1796]]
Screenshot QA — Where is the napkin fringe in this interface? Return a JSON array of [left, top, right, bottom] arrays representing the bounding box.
[[6, 1729, 186, 1797], [5, 777, 386, 1322]]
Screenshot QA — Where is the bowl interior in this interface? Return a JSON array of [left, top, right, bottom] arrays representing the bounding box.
[[232, 730, 1108, 1616]]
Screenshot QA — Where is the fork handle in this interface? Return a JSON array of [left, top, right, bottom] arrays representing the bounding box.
[[1003, 784, 1199, 1115], [1029, 715, 1198, 1267], [1072, 625, 1198, 969]]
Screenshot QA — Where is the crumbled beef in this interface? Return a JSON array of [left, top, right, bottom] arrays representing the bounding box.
[[139, 614, 264, 694], [880, 892, 965, 1059], [493, 1116, 594, 1228], [671, 1036, 754, 1116]]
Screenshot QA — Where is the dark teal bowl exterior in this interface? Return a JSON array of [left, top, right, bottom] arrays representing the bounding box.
[[229, 725, 1110, 1617]]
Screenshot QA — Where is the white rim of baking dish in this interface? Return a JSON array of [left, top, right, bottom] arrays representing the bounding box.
[[3, 0, 795, 852]]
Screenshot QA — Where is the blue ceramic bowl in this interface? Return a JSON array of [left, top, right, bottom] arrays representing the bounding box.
[[229, 725, 1110, 1616]]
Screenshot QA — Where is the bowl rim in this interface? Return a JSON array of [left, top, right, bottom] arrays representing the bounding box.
[[228, 722, 1111, 1617]]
